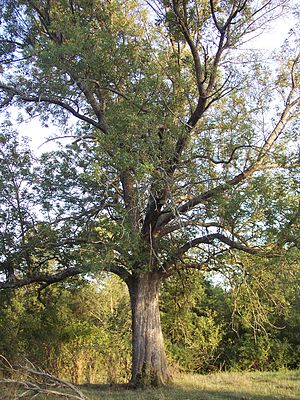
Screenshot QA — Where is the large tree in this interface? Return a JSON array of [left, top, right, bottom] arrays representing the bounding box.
[[0, 0, 299, 386]]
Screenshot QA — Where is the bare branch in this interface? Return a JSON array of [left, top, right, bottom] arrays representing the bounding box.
[[256, 92, 299, 162], [162, 232, 270, 276], [0, 357, 87, 400], [190, 144, 257, 165]]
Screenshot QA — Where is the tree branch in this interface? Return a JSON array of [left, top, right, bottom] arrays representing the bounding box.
[[0, 83, 108, 133], [0, 358, 87, 400], [177, 233, 264, 258], [209, 0, 223, 33], [157, 220, 225, 238], [0, 267, 83, 290], [108, 264, 132, 283], [162, 232, 269, 276], [172, 1, 204, 98]]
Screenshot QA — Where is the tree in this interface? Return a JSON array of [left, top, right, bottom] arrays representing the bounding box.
[[218, 250, 300, 371], [160, 253, 300, 373], [0, 0, 299, 386]]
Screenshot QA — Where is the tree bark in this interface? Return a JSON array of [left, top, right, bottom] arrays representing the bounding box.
[[128, 272, 171, 387]]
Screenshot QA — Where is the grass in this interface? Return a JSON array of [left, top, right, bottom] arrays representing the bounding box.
[[1, 370, 299, 399], [81, 370, 300, 400]]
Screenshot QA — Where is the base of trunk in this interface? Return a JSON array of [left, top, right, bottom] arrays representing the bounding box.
[[129, 370, 171, 388], [128, 272, 171, 387]]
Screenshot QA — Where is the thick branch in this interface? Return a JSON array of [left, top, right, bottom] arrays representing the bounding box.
[[82, 79, 149, 113], [0, 84, 108, 133], [120, 171, 140, 231], [0, 267, 82, 290], [162, 233, 267, 276], [172, 1, 204, 98], [177, 233, 263, 258], [141, 0, 250, 238], [108, 264, 132, 283], [75, 80, 107, 129], [209, 0, 223, 33]]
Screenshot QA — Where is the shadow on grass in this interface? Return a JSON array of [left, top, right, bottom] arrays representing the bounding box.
[[180, 389, 297, 400], [80, 383, 298, 400]]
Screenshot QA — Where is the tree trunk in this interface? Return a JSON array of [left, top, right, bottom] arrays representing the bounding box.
[[128, 272, 171, 387]]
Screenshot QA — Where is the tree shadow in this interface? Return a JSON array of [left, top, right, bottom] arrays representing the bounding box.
[[180, 388, 297, 400], [80, 383, 298, 400]]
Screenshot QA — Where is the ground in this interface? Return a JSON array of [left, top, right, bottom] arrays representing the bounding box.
[[81, 370, 300, 400], [2, 369, 300, 399]]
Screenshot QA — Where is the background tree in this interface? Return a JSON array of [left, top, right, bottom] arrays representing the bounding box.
[[0, 0, 299, 386], [161, 271, 225, 372]]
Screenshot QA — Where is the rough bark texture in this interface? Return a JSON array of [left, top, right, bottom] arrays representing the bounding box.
[[128, 272, 170, 387]]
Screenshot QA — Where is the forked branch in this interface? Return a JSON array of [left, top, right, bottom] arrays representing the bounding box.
[[0, 355, 87, 400]]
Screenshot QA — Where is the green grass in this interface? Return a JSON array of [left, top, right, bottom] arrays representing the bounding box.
[[2, 370, 299, 399], [81, 370, 300, 400]]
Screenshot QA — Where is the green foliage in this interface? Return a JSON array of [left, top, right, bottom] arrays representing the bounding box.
[[1, 259, 300, 383], [0, 276, 131, 384], [161, 271, 224, 372], [160, 254, 300, 374], [0, 0, 298, 287]]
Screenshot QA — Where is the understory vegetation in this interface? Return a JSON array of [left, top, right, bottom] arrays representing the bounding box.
[[1, 268, 299, 385]]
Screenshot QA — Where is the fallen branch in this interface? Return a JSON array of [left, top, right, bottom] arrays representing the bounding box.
[[0, 356, 87, 400]]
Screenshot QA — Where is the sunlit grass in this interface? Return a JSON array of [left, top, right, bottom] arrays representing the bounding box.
[[82, 370, 300, 400], [2, 370, 299, 399]]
